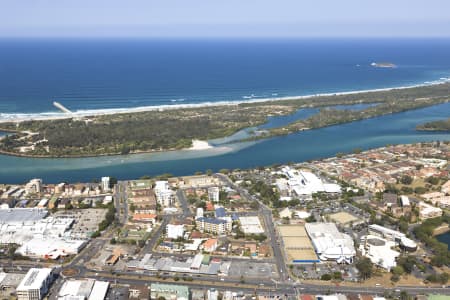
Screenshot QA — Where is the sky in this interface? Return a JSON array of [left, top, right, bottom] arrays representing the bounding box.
[[1, 0, 450, 38]]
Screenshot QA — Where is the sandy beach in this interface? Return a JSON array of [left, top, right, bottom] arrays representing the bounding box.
[[1, 79, 449, 124], [189, 140, 213, 150]]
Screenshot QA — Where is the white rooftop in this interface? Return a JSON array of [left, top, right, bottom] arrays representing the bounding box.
[[17, 268, 52, 291]]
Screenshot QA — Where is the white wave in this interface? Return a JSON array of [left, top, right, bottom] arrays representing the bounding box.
[[1, 76, 450, 123]]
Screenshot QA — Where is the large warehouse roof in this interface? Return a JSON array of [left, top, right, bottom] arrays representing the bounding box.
[[0, 208, 48, 224]]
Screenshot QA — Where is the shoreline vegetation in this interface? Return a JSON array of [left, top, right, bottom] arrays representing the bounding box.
[[0, 82, 449, 158], [417, 118, 450, 132]]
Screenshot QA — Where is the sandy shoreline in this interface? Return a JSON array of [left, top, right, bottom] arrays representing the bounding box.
[[189, 140, 213, 150], [1, 78, 449, 124]]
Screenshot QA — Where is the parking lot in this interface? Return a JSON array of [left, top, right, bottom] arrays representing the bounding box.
[[228, 261, 278, 279], [54, 208, 108, 238]]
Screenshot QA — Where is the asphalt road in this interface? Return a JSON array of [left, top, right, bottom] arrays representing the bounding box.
[[214, 173, 290, 282]]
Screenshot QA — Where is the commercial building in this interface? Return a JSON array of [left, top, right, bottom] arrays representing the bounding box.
[[305, 223, 355, 263], [368, 224, 417, 251], [196, 217, 231, 235], [16, 268, 53, 300], [239, 216, 265, 234], [166, 224, 185, 239], [0, 208, 87, 259], [359, 235, 400, 271], [276, 166, 341, 196], [154, 181, 174, 207], [150, 283, 189, 300], [58, 279, 109, 300], [16, 237, 86, 259]]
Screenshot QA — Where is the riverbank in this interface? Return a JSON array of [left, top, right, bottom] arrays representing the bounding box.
[[417, 118, 450, 132], [0, 82, 449, 158], [433, 224, 450, 236], [0, 100, 448, 184]]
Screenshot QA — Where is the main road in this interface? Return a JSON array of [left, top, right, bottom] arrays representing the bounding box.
[[214, 173, 290, 282]]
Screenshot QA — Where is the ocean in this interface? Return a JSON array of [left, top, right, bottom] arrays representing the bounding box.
[[1, 38, 450, 118], [0, 38, 449, 182]]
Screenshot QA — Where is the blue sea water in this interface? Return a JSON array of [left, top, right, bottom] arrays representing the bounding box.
[[1, 38, 450, 115], [0, 38, 450, 183]]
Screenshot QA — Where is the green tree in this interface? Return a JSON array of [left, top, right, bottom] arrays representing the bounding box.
[[400, 175, 413, 185], [355, 257, 373, 280]]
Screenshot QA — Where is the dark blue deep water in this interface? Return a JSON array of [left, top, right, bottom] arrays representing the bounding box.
[[0, 38, 449, 183], [437, 232, 450, 248], [1, 38, 450, 115]]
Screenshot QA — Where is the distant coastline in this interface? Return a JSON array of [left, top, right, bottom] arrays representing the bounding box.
[[1, 77, 449, 124]]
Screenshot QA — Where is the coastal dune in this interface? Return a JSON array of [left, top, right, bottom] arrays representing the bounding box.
[[1, 78, 449, 124]]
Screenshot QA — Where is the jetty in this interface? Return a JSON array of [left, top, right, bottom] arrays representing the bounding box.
[[53, 101, 73, 114]]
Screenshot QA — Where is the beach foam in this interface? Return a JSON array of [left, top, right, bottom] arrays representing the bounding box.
[[1, 77, 449, 123]]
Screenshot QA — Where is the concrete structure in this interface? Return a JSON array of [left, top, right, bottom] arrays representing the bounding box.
[[0, 272, 25, 298], [207, 289, 219, 300], [196, 207, 204, 218], [101, 176, 110, 192], [16, 237, 86, 259], [208, 187, 220, 202], [400, 195, 410, 207], [276, 166, 341, 196], [150, 283, 189, 300], [16, 268, 53, 300], [154, 181, 174, 207], [58, 279, 109, 300], [166, 224, 185, 239], [418, 202, 443, 219], [359, 235, 400, 271], [239, 216, 264, 234], [368, 224, 417, 251], [196, 217, 231, 235], [305, 223, 355, 263], [0, 208, 87, 259]]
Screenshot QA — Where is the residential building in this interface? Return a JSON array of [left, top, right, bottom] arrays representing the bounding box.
[[196, 217, 231, 235], [101, 177, 110, 192], [418, 202, 443, 219], [25, 179, 42, 195], [208, 187, 220, 202], [202, 238, 218, 252], [154, 181, 174, 207]]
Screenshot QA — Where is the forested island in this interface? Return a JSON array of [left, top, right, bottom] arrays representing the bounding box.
[[0, 83, 449, 158], [417, 118, 450, 132]]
